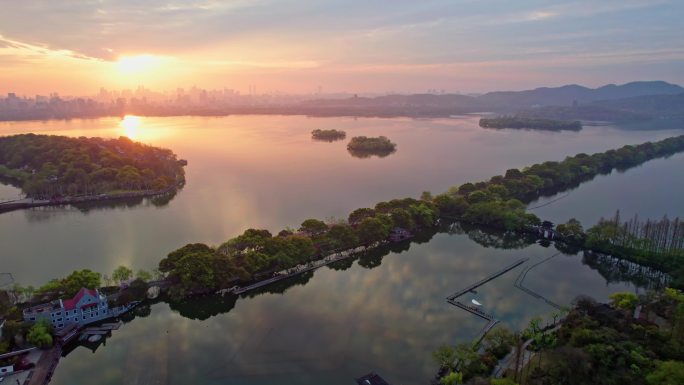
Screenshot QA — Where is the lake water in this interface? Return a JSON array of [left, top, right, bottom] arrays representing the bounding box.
[[0, 115, 682, 384]]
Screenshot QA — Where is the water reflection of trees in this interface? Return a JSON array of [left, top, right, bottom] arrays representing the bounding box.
[[581, 251, 671, 291], [166, 293, 239, 321], [19, 187, 182, 222], [65, 220, 668, 327], [241, 271, 315, 298], [446, 221, 537, 250], [347, 147, 396, 159], [0, 176, 22, 190]]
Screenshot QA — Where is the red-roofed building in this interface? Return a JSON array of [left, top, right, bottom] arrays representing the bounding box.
[[23, 287, 109, 330]]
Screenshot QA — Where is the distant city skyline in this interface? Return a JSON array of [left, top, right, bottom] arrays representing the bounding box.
[[1, 1, 683, 95]]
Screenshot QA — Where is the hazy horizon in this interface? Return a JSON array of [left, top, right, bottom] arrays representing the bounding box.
[[1, 1, 683, 96]]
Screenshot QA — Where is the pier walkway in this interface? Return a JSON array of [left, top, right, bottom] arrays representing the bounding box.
[[232, 246, 369, 295], [514, 253, 564, 310], [448, 300, 497, 321], [0, 181, 183, 214], [447, 258, 529, 301], [446, 258, 528, 343]]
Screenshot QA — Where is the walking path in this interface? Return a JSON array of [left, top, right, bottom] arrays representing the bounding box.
[[444, 258, 529, 345], [0, 182, 182, 214], [492, 323, 563, 378], [232, 245, 369, 295], [447, 258, 529, 301], [26, 345, 61, 385]]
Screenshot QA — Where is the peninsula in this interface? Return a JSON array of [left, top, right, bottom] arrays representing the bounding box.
[[0, 134, 186, 212], [479, 116, 582, 131], [156, 134, 684, 298]]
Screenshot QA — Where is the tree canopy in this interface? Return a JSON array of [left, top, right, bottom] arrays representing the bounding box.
[[0, 134, 186, 198]]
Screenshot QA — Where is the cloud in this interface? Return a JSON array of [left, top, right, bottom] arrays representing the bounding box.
[[0, 0, 682, 93]]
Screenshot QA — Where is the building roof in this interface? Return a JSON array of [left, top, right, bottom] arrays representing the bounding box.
[[355, 373, 391, 385], [62, 288, 98, 310]]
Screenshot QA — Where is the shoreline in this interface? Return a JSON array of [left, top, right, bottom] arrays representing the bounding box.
[[0, 181, 184, 214]]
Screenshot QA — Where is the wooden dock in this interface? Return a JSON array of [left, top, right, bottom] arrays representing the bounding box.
[[0, 347, 37, 360], [514, 253, 563, 310], [446, 258, 528, 343], [83, 321, 123, 333], [447, 258, 529, 301], [448, 300, 497, 321], [26, 345, 62, 385]]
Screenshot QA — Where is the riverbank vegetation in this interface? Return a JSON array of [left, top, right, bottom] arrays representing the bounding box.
[[479, 116, 582, 131], [0, 265, 157, 356], [347, 135, 397, 158], [435, 291, 684, 385], [155, 134, 684, 297], [553, 212, 684, 288], [311, 129, 346, 141], [0, 134, 186, 198]]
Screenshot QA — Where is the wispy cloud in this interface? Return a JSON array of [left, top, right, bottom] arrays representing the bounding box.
[[0, 0, 682, 93]]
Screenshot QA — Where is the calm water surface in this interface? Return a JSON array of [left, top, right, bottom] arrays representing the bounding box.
[[1, 115, 681, 285], [0, 115, 682, 384]]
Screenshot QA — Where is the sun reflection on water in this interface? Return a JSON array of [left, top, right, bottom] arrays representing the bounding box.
[[120, 115, 141, 139]]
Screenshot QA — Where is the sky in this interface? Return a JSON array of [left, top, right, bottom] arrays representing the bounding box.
[[0, 0, 683, 96]]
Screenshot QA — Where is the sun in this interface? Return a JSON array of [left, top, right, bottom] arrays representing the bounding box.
[[117, 55, 163, 75], [120, 115, 141, 139]]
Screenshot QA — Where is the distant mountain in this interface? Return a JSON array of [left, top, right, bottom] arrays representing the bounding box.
[[516, 93, 684, 127], [299, 93, 486, 116], [516, 105, 652, 123], [305, 93, 484, 110], [477, 81, 684, 110], [592, 93, 684, 118], [297, 81, 683, 119]]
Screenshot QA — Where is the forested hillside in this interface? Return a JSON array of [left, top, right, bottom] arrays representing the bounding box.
[[0, 134, 186, 198]]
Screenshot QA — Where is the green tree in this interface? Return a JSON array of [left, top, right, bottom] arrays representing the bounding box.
[[390, 208, 415, 230], [646, 360, 684, 385], [420, 191, 433, 202], [61, 269, 102, 296], [609, 292, 639, 313], [433, 194, 469, 217], [135, 269, 153, 282], [299, 218, 328, 236], [440, 371, 463, 385], [433, 345, 458, 370], [161, 243, 215, 272], [348, 207, 375, 224], [27, 319, 53, 348], [112, 265, 134, 284], [556, 218, 586, 243], [326, 224, 359, 250], [170, 252, 217, 297], [484, 327, 515, 358], [467, 190, 493, 204], [356, 217, 390, 246], [458, 183, 477, 195], [453, 342, 479, 372]]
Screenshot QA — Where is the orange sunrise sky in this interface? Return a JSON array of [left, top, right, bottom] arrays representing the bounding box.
[[1, 0, 683, 95]]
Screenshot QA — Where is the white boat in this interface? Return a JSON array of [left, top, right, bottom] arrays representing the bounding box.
[[471, 299, 482, 306]]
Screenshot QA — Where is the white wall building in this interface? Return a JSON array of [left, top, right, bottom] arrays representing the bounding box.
[[23, 288, 110, 330]]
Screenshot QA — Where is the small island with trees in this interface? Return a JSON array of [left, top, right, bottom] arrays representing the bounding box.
[[0, 134, 186, 212], [347, 135, 397, 158], [479, 116, 582, 131], [311, 129, 346, 142]]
